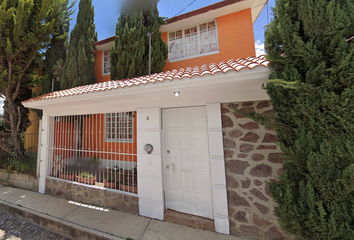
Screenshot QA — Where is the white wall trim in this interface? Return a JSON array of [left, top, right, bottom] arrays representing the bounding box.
[[137, 107, 164, 220], [206, 103, 230, 234], [39, 115, 51, 194]]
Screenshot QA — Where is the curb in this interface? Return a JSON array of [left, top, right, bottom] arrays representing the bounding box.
[[0, 199, 124, 240]]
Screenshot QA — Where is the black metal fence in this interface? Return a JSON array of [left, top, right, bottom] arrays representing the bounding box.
[[0, 133, 39, 175]]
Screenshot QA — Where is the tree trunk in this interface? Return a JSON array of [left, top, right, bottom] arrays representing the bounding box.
[[5, 90, 25, 159]]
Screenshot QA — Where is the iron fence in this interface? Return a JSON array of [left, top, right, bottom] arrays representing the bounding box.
[[0, 133, 39, 175], [48, 112, 138, 195]]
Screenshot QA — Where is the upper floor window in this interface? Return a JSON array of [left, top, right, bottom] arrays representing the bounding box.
[[103, 50, 111, 75], [168, 20, 218, 61], [105, 112, 134, 142]]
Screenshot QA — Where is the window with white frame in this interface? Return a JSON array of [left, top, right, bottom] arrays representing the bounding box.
[[103, 50, 111, 75], [105, 112, 134, 142], [168, 20, 218, 61]]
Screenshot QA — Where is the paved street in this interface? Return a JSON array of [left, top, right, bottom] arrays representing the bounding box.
[[0, 211, 69, 240]]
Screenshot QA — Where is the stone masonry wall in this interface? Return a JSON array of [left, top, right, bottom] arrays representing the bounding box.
[[0, 169, 38, 192], [46, 178, 139, 214], [222, 101, 288, 240]]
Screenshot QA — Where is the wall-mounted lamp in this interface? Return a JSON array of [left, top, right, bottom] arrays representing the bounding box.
[[174, 91, 180, 97]]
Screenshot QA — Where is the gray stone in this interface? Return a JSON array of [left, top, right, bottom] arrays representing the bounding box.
[[242, 101, 254, 107], [240, 132, 260, 143], [239, 225, 261, 237], [250, 164, 272, 177], [222, 115, 234, 128], [227, 190, 250, 207], [257, 101, 270, 109], [254, 180, 263, 186], [221, 107, 230, 113], [234, 211, 248, 223], [226, 176, 239, 188], [224, 139, 236, 148], [237, 153, 247, 159], [229, 130, 243, 138], [254, 202, 270, 214], [251, 154, 265, 161], [238, 122, 259, 130], [264, 227, 286, 240], [253, 214, 272, 227], [257, 145, 277, 150], [268, 153, 284, 163], [263, 133, 278, 143], [241, 178, 251, 188], [240, 144, 254, 153], [250, 188, 269, 201], [226, 160, 250, 175], [224, 149, 234, 158]]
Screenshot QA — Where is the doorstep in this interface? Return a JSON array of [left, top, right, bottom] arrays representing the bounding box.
[[164, 209, 215, 232]]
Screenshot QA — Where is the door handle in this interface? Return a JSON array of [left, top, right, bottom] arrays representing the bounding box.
[[166, 165, 169, 169]]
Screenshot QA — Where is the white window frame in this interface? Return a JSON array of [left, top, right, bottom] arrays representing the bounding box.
[[102, 50, 111, 75], [104, 112, 134, 143], [167, 19, 219, 63]]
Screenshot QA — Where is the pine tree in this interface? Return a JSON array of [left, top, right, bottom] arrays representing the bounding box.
[[264, 0, 354, 239], [60, 0, 97, 89], [43, 0, 75, 93], [0, 0, 69, 157], [110, 0, 167, 80]]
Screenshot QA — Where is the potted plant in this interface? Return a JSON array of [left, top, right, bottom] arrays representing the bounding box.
[[119, 183, 138, 194], [119, 170, 137, 194], [104, 176, 116, 188], [76, 172, 96, 185], [59, 170, 75, 181]]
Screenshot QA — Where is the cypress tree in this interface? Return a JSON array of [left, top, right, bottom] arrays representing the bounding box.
[[60, 0, 97, 89], [110, 0, 167, 80], [0, 0, 70, 157], [264, 0, 354, 239], [43, 0, 74, 93]]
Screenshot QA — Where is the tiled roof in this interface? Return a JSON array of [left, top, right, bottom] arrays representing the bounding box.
[[94, 36, 116, 47], [23, 56, 269, 104], [166, 0, 244, 25]]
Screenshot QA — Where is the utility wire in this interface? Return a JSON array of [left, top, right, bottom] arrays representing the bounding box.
[[149, 0, 197, 35], [170, 0, 197, 20]]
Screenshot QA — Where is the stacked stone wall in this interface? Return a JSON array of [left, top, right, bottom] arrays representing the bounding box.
[[0, 169, 38, 192], [222, 101, 289, 240], [45, 178, 139, 214]]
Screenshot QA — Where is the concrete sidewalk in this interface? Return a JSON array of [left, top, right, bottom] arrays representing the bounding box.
[[0, 185, 251, 240]]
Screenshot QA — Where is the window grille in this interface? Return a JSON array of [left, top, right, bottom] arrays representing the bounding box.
[[103, 50, 111, 75], [48, 112, 137, 195], [168, 19, 218, 61], [105, 112, 134, 142]]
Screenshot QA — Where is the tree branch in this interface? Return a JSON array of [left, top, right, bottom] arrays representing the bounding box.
[[16, 106, 21, 133]]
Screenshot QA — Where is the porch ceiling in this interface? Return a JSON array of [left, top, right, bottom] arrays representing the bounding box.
[[23, 56, 270, 116]]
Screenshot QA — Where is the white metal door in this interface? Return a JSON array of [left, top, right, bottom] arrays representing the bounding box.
[[163, 106, 213, 218]]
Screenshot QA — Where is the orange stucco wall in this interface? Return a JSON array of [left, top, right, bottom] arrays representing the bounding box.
[[163, 8, 255, 72], [93, 8, 255, 82], [95, 50, 111, 83]]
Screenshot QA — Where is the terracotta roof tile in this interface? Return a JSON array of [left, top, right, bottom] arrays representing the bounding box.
[[23, 56, 269, 104]]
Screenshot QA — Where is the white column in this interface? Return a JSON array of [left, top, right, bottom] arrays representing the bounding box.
[[137, 107, 164, 220], [206, 103, 230, 234], [38, 115, 51, 194]]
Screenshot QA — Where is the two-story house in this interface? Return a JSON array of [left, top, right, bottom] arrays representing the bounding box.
[[23, 0, 287, 239]]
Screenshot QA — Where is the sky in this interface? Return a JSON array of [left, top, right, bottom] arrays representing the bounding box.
[[0, 1, 274, 115], [68, 0, 275, 56]]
